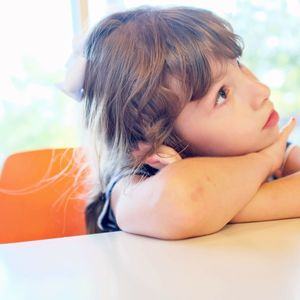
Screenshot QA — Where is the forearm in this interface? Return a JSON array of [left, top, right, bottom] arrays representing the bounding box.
[[114, 152, 272, 239], [155, 152, 272, 237], [115, 119, 295, 239], [230, 171, 300, 223]]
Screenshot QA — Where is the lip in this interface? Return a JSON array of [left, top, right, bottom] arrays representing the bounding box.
[[263, 110, 279, 129]]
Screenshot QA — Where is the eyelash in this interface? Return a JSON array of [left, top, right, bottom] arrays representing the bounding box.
[[215, 86, 228, 106]]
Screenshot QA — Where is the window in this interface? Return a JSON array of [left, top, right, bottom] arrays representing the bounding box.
[[89, 0, 300, 143], [0, 0, 79, 165], [1, 0, 299, 167]]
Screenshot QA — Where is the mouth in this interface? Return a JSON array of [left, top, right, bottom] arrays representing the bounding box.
[[263, 109, 279, 129]]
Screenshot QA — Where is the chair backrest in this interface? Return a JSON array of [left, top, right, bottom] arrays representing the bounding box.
[[0, 148, 87, 243]]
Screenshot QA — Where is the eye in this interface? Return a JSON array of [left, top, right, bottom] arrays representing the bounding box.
[[215, 87, 227, 106]]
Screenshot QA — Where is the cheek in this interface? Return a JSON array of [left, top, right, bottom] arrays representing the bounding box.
[[182, 124, 228, 155], [188, 122, 260, 156], [175, 105, 264, 156]]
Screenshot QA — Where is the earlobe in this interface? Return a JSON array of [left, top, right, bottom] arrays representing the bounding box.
[[145, 154, 170, 170], [145, 154, 160, 166], [132, 143, 163, 169], [132, 142, 182, 170], [132, 142, 164, 169], [147, 145, 183, 169]]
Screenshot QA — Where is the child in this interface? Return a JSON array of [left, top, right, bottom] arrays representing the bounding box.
[[63, 7, 300, 239]]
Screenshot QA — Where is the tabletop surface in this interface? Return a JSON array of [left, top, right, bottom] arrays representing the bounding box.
[[1, 218, 300, 300]]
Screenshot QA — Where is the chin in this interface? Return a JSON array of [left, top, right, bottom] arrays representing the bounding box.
[[253, 132, 280, 152]]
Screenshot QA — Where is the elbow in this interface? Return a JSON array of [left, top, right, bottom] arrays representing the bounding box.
[[117, 200, 224, 240], [172, 210, 225, 239], [116, 193, 209, 240], [116, 169, 227, 240], [154, 206, 224, 240], [151, 186, 225, 240]]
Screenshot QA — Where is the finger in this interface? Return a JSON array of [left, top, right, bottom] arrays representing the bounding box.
[[156, 153, 182, 165], [156, 145, 182, 162], [156, 145, 180, 156], [279, 117, 296, 139]]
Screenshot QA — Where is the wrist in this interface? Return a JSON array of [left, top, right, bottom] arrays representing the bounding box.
[[247, 152, 273, 177]]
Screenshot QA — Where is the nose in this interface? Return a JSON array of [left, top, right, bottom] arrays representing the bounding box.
[[249, 80, 270, 110]]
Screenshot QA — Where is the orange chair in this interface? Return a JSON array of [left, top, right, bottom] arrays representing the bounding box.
[[0, 148, 88, 243]]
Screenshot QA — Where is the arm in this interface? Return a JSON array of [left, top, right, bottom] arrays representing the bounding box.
[[230, 171, 300, 223], [282, 145, 300, 176], [112, 119, 295, 240], [112, 153, 271, 240]]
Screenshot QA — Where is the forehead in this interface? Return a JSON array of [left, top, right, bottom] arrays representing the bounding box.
[[209, 58, 233, 84], [167, 58, 236, 104]]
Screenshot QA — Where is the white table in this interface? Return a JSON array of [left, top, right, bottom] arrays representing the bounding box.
[[1, 219, 300, 300]]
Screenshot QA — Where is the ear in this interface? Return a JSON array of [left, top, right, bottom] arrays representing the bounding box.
[[131, 142, 162, 169], [133, 143, 182, 170], [131, 142, 152, 160], [144, 154, 165, 169]]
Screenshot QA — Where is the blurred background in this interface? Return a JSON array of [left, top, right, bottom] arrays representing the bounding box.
[[1, 0, 300, 167]]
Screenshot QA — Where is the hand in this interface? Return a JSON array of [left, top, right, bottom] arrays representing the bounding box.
[[258, 117, 296, 176], [145, 118, 296, 174]]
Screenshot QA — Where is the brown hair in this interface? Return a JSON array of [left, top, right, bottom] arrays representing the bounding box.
[[82, 7, 243, 233]]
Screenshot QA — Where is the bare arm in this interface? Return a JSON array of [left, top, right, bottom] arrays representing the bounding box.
[[112, 119, 295, 240], [230, 171, 300, 223], [112, 153, 271, 240], [282, 146, 300, 176], [231, 144, 300, 223]]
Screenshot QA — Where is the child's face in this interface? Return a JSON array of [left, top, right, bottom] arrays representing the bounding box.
[[174, 60, 280, 156]]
